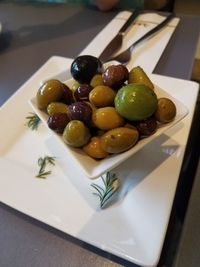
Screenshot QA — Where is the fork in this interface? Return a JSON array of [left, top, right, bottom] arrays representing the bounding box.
[[106, 13, 175, 64]]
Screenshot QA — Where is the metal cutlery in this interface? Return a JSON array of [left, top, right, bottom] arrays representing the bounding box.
[[106, 13, 175, 64], [99, 8, 142, 63], [41, 13, 175, 85]]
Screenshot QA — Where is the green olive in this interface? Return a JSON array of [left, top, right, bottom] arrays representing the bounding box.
[[71, 80, 80, 92], [36, 79, 64, 110], [90, 74, 104, 87], [92, 107, 125, 130], [89, 85, 116, 107], [155, 97, 176, 123], [128, 66, 154, 90], [62, 120, 91, 148], [100, 127, 139, 153], [47, 102, 68, 116]]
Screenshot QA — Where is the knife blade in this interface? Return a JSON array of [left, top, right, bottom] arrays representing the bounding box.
[[99, 8, 141, 63]]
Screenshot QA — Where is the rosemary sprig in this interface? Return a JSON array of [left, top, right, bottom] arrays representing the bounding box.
[[36, 155, 56, 179], [25, 112, 41, 130], [91, 172, 120, 208]]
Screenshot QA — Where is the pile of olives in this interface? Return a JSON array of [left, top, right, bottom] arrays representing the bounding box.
[[36, 55, 176, 160]]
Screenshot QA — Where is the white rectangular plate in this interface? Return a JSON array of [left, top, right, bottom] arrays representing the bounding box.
[[0, 56, 199, 267], [29, 79, 188, 179]]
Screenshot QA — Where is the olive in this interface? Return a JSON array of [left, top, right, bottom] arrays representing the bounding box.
[[115, 83, 158, 121], [92, 107, 125, 130], [89, 85, 116, 107], [102, 64, 129, 89], [47, 113, 70, 134], [70, 55, 102, 83], [74, 84, 93, 101], [61, 83, 74, 104], [155, 97, 176, 123], [71, 80, 80, 92], [62, 120, 91, 148], [90, 74, 104, 87], [83, 136, 108, 159], [128, 66, 154, 90], [124, 123, 138, 130], [100, 127, 139, 153], [67, 101, 92, 125], [135, 116, 158, 136], [47, 102, 68, 116], [36, 79, 64, 110]]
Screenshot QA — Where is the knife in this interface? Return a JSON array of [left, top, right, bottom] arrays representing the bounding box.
[[99, 8, 142, 63]]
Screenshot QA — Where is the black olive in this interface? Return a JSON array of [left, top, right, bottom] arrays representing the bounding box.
[[70, 55, 102, 83]]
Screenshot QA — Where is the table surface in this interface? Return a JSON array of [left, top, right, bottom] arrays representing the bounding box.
[[0, 3, 200, 267]]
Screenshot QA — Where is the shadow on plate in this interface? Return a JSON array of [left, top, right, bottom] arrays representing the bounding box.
[[45, 121, 184, 210]]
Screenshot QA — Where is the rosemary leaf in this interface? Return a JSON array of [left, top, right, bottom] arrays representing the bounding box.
[[25, 112, 41, 130], [91, 184, 104, 200], [91, 172, 120, 208], [101, 188, 117, 208], [36, 171, 51, 179], [35, 155, 56, 179]]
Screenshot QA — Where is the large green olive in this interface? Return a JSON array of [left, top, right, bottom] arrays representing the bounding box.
[[100, 127, 139, 153], [62, 120, 91, 148], [36, 79, 64, 110], [115, 83, 158, 121]]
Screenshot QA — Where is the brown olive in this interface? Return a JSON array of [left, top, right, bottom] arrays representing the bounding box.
[[102, 64, 129, 89], [100, 127, 139, 153], [155, 97, 176, 123]]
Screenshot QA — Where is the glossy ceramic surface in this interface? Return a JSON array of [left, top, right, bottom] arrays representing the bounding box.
[[0, 57, 198, 267], [29, 78, 188, 179]]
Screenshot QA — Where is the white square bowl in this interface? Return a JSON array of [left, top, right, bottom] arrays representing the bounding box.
[[29, 78, 188, 179]]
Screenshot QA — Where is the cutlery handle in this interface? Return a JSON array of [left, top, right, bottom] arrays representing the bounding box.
[[119, 7, 142, 35], [99, 8, 141, 62], [130, 13, 175, 50]]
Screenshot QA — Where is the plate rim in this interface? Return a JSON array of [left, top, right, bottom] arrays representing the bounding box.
[[0, 56, 199, 267]]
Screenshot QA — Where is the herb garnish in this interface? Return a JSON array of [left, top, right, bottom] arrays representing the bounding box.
[[91, 172, 120, 208], [25, 112, 41, 130], [36, 156, 56, 179]]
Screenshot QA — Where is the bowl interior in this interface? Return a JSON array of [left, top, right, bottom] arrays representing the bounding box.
[[29, 78, 188, 179]]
